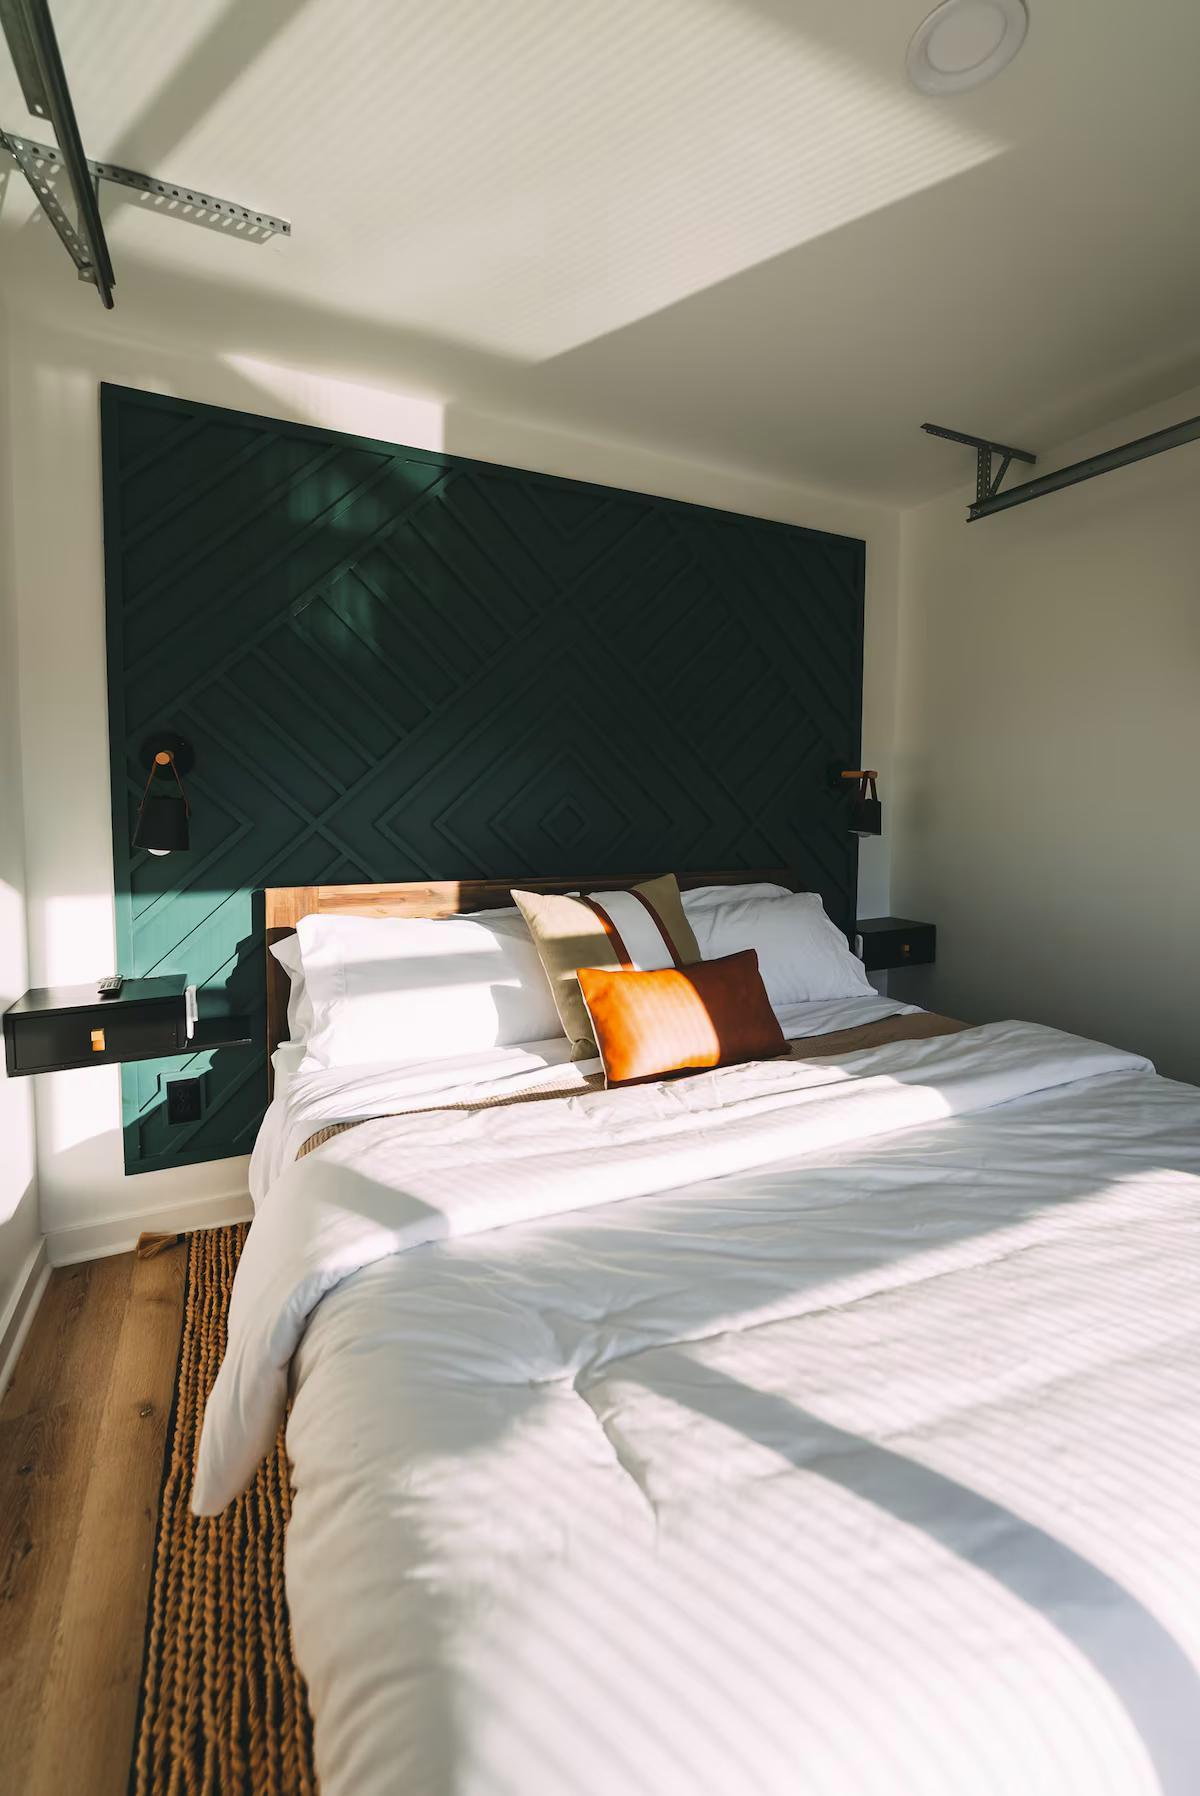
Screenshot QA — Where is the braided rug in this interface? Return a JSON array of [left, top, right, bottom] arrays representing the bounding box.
[[131, 1224, 317, 1796]]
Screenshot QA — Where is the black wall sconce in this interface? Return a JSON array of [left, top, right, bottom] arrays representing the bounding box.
[[830, 765, 882, 837], [133, 733, 192, 856]]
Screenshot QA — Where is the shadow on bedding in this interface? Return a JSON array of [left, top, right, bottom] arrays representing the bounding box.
[[633, 1348, 1200, 1795], [274, 1077, 1200, 1791]]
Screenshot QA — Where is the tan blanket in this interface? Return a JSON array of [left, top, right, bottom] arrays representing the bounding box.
[[296, 1011, 965, 1161], [786, 1010, 964, 1059]]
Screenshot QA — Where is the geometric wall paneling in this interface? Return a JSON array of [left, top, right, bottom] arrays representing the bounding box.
[[101, 384, 864, 1173]]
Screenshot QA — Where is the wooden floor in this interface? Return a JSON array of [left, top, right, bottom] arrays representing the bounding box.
[[0, 1244, 186, 1796]]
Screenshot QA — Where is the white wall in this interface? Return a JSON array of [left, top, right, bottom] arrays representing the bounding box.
[[891, 384, 1200, 1084], [4, 305, 899, 1256], [0, 298, 45, 1373]]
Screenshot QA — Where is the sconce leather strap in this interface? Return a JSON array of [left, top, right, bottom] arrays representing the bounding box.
[[138, 750, 191, 814]]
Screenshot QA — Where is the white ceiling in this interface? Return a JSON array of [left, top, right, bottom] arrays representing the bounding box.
[[2, 0, 1199, 503]]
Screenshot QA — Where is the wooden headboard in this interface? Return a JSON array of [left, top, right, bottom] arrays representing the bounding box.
[[264, 869, 813, 1071]]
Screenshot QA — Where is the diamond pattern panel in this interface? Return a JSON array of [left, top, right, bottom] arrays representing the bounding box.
[[102, 385, 864, 1174]]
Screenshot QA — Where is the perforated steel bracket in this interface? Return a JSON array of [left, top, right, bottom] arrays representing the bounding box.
[[0, 0, 46, 117], [1, 125, 94, 274], [921, 422, 1038, 511], [1, 130, 291, 244], [1, 0, 114, 303], [2, 0, 290, 310], [925, 413, 1200, 522]]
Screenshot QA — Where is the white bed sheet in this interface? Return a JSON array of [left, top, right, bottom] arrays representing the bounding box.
[[253, 1034, 576, 1202], [270, 1040, 308, 1107], [251, 993, 916, 1202], [204, 1018, 1200, 1796]]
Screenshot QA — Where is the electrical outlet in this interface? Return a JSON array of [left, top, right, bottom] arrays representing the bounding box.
[[166, 1078, 202, 1125]]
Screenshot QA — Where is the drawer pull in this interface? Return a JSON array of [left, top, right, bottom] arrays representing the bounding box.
[[91, 1028, 106, 1052], [901, 942, 910, 956]]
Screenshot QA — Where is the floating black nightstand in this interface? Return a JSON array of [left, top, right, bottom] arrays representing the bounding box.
[[3, 975, 253, 1078], [856, 916, 936, 973]]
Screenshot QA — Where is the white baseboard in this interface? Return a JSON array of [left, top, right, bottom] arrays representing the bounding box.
[[1, 1195, 255, 1395], [46, 1188, 254, 1268], [0, 1237, 51, 1403]]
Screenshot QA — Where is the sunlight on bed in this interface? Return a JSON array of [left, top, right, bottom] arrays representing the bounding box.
[[369, 1351, 1166, 1795], [218, 1014, 1200, 1795]]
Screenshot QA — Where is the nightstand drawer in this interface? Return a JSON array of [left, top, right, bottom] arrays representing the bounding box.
[[856, 917, 936, 973], [3, 978, 190, 1076], [6, 1004, 188, 1075]]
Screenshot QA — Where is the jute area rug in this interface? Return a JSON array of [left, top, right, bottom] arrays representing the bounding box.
[[131, 1224, 317, 1796]]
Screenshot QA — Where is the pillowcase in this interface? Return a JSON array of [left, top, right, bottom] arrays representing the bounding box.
[[513, 875, 701, 1061], [293, 907, 564, 1069], [682, 888, 873, 1007], [269, 933, 314, 1043], [677, 881, 793, 910], [577, 949, 786, 1086]]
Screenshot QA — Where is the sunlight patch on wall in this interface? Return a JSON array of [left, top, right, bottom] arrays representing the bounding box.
[[36, 1061, 121, 1160], [221, 355, 445, 448], [41, 893, 118, 987], [0, 880, 27, 1005]]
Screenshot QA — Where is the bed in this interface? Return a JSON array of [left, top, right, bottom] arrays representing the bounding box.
[[196, 872, 1200, 1796]]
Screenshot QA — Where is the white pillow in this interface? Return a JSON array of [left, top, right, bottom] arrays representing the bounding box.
[[682, 887, 873, 1005], [679, 881, 793, 910], [293, 908, 564, 1069], [269, 934, 314, 1043]]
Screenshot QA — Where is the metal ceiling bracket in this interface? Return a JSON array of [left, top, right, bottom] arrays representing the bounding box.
[[1, 0, 114, 304], [0, 0, 46, 116], [965, 414, 1200, 521], [2, 132, 292, 241], [2, 0, 289, 311], [921, 422, 1038, 513], [0, 124, 94, 276], [923, 413, 1200, 521]]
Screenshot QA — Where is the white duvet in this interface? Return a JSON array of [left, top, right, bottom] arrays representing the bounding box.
[[252, 993, 917, 1193], [197, 1020, 1200, 1796]]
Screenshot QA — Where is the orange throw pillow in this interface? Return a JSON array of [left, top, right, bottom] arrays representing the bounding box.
[[576, 949, 786, 1086]]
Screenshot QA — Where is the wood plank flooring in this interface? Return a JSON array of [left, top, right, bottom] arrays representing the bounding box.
[[0, 1245, 186, 1796]]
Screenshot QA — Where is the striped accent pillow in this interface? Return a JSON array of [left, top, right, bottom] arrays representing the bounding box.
[[512, 875, 701, 1060]]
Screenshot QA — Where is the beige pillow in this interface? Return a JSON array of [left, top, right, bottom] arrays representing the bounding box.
[[512, 875, 701, 1060]]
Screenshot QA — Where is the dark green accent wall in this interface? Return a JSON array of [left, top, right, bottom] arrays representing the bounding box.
[[101, 383, 864, 1174]]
